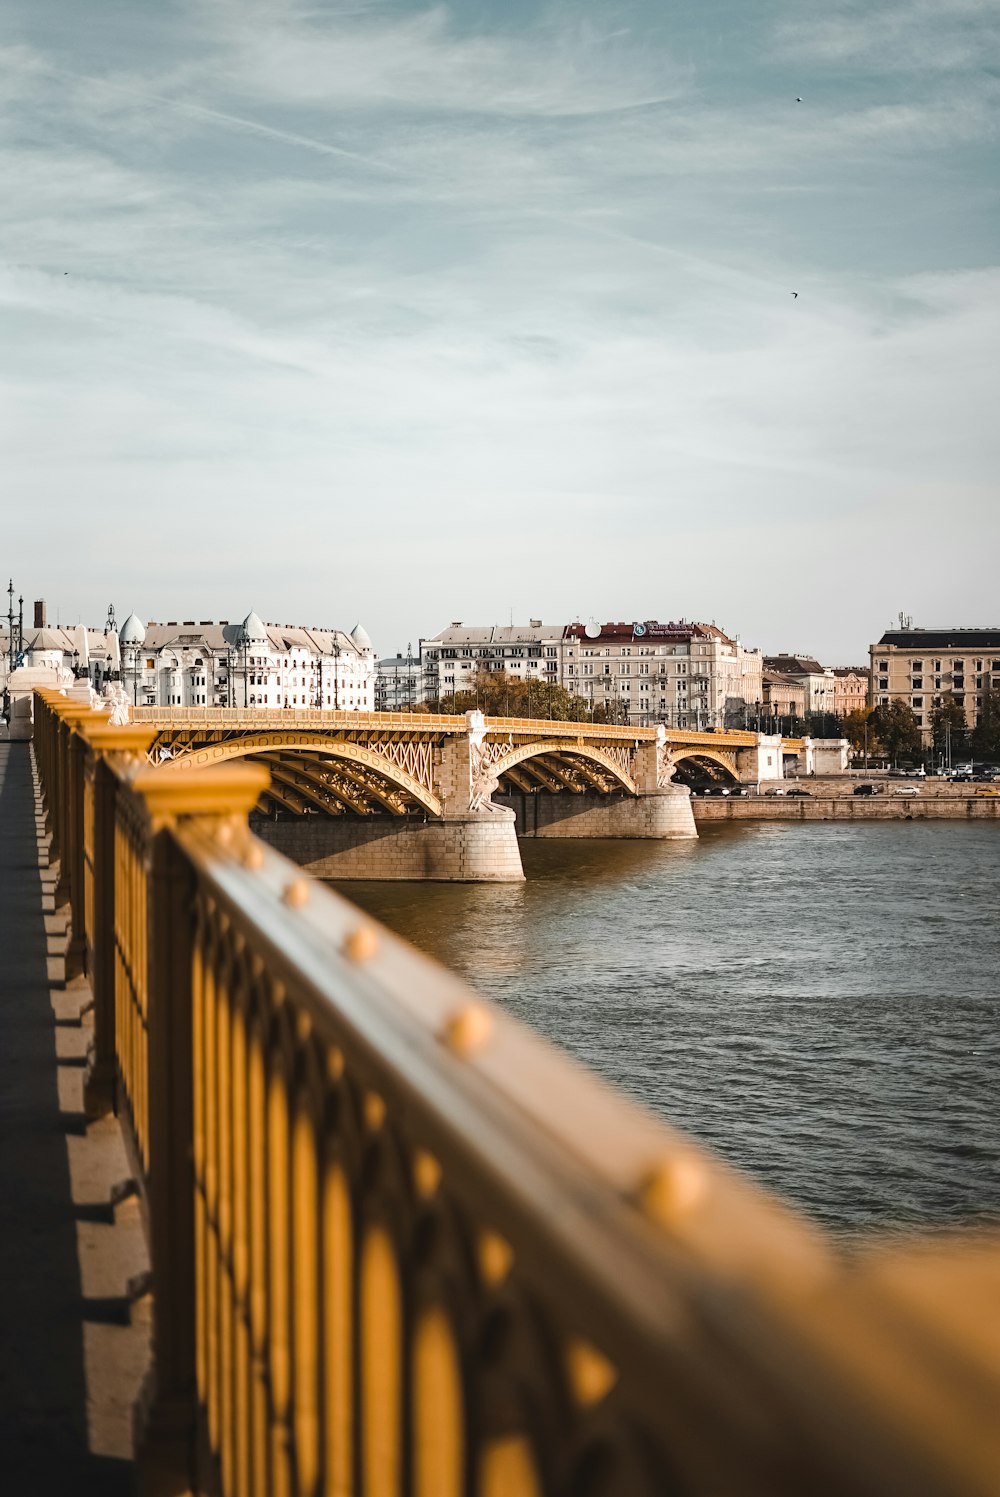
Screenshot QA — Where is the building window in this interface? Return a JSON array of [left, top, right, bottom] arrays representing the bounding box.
[[878, 660, 888, 671], [912, 676, 923, 688], [912, 696, 923, 707], [879, 677, 888, 690]]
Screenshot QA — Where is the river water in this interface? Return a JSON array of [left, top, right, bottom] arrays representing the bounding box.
[[336, 822, 1000, 1234]]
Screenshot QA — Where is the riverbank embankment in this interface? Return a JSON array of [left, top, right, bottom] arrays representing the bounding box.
[[694, 784, 1000, 822]]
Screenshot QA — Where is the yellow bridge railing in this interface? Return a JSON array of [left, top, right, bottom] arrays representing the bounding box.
[[32, 689, 999, 1497]]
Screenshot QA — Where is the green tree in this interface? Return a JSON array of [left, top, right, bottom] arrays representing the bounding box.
[[435, 668, 592, 721], [971, 686, 1000, 763], [842, 706, 874, 756], [869, 698, 922, 764], [929, 695, 968, 762]]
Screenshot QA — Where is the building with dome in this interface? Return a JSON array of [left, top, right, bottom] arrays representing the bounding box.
[[115, 612, 377, 710]]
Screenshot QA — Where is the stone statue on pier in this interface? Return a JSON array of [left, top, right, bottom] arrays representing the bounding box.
[[467, 709, 504, 813], [655, 724, 677, 787], [103, 681, 131, 726]]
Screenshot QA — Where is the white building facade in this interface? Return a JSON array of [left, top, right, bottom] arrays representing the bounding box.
[[420, 622, 567, 705], [117, 611, 377, 711]]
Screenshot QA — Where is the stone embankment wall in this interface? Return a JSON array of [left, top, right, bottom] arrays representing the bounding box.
[[252, 810, 525, 881], [694, 791, 1000, 823]]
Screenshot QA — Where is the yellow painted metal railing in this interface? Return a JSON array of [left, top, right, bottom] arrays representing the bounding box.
[[32, 689, 1000, 1497], [129, 703, 776, 749]]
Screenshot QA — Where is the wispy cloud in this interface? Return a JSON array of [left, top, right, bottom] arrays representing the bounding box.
[[1, 1, 997, 656], [774, 0, 1000, 73], [196, 0, 690, 117]]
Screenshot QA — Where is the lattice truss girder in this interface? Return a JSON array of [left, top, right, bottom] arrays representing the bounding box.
[[254, 752, 419, 818], [672, 750, 739, 785], [497, 749, 627, 796], [150, 729, 439, 802]]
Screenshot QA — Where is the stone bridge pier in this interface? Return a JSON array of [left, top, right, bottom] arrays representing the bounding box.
[[496, 729, 696, 845]]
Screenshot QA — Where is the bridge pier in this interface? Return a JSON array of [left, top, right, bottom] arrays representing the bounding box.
[[251, 806, 525, 881], [498, 784, 696, 840]]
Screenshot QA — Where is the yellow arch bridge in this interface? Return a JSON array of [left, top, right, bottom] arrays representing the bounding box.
[[123, 708, 805, 880]]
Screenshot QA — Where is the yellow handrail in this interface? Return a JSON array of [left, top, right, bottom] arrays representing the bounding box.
[[31, 688, 1000, 1497]]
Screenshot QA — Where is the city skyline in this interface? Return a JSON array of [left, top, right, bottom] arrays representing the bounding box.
[[3, 0, 998, 662]]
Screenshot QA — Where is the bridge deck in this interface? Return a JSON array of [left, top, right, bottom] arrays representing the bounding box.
[[0, 744, 147, 1493], [129, 704, 797, 751]]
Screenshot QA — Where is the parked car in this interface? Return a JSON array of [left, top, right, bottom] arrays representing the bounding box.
[[786, 788, 813, 797], [974, 786, 1000, 797], [853, 784, 880, 796], [893, 786, 921, 796], [765, 787, 788, 796]]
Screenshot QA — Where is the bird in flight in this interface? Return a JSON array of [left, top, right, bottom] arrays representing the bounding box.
[[791, 291, 798, 299], [796, 96, 803, 102]]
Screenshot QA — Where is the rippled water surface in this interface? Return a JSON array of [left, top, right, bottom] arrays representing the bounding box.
[[336, 823, 1000, 1232]]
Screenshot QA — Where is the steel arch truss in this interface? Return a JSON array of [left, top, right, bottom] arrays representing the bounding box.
[[488, 741, 638, 796], [669, 747, 740, 784], [150, 731, 442, 817]]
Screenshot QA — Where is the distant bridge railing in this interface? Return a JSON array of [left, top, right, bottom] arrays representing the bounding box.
[[129, 704, 759, 743], [33, 689, 998, 1497]]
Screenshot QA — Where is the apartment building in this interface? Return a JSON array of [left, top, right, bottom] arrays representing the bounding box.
[[762, 656, 837, 716], [420, 622, 566, 705], [869, 626, 1000, 743], [375, 651, 424, 711], [421, 618, 763, 728], [831, 667, 869, 719], [761, 669, 808, 721]]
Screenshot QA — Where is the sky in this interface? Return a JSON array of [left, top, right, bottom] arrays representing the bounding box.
[[2, 0, 998, 664]]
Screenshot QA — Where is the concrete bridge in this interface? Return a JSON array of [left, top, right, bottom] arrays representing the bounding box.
[[14, 687, 998, 1496], [130, 707, 802, 879]]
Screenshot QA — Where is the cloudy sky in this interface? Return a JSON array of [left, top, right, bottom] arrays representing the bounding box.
[[3, 0, 998, 662]]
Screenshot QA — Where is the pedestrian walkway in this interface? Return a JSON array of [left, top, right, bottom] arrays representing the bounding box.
[[0, 742, 148, 1496]]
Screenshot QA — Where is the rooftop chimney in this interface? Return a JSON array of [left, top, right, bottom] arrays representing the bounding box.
[[34, 599, 46, 629]]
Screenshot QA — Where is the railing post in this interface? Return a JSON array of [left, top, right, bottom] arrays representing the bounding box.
[[48, 704, 96, 983], [128, 765, 270, 1497], [80, 722, 158, 1116]]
